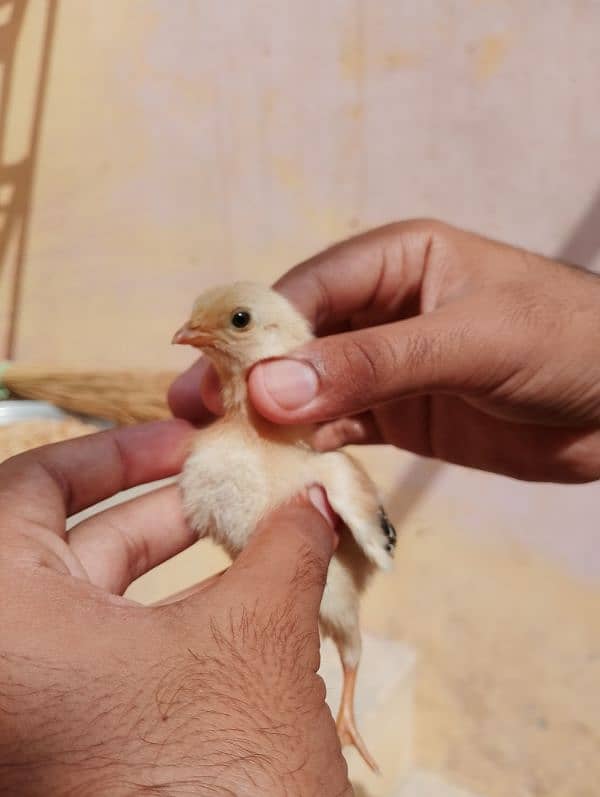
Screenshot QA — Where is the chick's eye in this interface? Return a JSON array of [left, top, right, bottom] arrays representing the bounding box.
[[231, 309, 251, 329]]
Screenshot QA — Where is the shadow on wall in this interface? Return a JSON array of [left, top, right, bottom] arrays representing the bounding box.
[[386, 455, 443, 530], [558, 186, 600, 272], [0, 0, 58, 358]]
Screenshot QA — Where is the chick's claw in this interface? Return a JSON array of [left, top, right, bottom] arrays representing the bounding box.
[[378, 506, 397, 554]]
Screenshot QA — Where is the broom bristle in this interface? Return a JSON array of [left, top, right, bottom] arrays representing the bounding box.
[[3, 364, 180, 424]]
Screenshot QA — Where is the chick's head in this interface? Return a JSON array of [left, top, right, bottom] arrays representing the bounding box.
[[173, 282, 313, 373]]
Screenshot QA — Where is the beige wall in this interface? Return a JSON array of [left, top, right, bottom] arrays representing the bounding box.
[[2, 0, 600, 580], [4, 1, 600, 364]]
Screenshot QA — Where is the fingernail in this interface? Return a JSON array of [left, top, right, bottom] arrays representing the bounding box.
[[259, 359, 319, 410]]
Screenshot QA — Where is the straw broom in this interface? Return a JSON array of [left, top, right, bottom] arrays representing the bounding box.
[[0, 362, 178, 424]]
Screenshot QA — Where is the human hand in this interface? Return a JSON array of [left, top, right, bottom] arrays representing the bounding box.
[[170, 220, 600, 482], [0, 422, 350, 796]]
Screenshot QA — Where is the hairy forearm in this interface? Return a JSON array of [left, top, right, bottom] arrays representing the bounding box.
[[0, 614, 351, 797], [1, 694, 350, 797]]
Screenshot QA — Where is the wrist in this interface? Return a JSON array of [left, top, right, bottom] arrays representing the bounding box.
[[0, 668, 350, 797]]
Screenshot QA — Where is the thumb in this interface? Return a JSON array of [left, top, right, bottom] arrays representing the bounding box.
[[248, 301, 509, 423], [227, 488, 337, 627]]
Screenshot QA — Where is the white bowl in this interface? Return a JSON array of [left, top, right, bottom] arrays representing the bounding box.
[[0, 400, 112, 428], [0, 400, 71, 426]]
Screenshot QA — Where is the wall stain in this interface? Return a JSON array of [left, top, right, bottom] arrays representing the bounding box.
[[272, 156, 303, 192], [383, 49, 422, 71], [474, 32, 513, 81], [347, 102, 363, 121], [262, 88, 278, 122], [339, 25, 365, 80], [270, 155, 355, 243], [340, 41, 422, 78]]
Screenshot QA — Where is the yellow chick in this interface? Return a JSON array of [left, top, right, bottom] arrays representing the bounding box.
[[173, 281, 396, 772]]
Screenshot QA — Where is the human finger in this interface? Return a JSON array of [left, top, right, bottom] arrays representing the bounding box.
[[248, 301, 508, 425], [192, 491, 336, 632], [273, 220, 439, 332], [68, 485, 197, 593], [310, 414, 382, 451], [152, 569, 229, 606], [0, 420, 194, 534]]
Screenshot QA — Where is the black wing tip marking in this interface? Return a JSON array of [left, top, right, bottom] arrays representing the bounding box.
[[378, 505, 397, 555]]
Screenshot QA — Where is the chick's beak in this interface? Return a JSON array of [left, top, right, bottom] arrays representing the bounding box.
[[172, 323, 212, 346]]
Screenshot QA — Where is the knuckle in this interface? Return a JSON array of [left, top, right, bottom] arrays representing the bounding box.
[[402, 322, 476, 390], [551, 432, 600, 483], [402, 330, 444, 377], [341, 338, 378, 383], [403, 332, 434, 374], [332, 335, 398, 400], [107, 518, 151, 585], [388, 217, 447, 238]]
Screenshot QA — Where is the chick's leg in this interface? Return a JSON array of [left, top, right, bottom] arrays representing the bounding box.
[[336, 657, 380, 774], [320, 559, 379, 773]]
